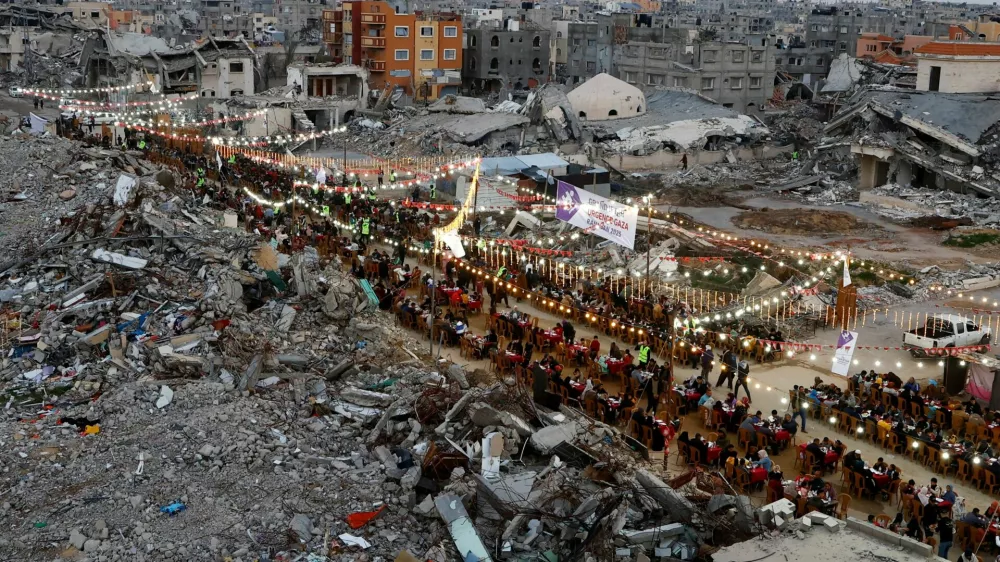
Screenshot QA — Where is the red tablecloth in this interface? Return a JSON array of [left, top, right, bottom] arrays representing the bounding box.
[[798, 444, 840, 465], [570, 382, 584, 392], [506, 353, 524, 363], [872, 472, 890, 487], [569, 345, 589, 357], [707, 446, 721, 462], [775, 430, 791, 442], [540, 330, 563, 343], [685, 390, 701, 400], [750, 467, 768, 483], [607, 359, 627, 375], [467, 299, 482, 311]]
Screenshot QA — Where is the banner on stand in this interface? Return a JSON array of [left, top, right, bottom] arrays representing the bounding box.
[[555, 180, 638, 250], [831, 330, 858, 376]]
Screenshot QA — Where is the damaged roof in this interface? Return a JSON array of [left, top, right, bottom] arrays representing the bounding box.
[[829, 90, 1000, 147], [404, 112, 530, 143], [582, 88, 743, 136]]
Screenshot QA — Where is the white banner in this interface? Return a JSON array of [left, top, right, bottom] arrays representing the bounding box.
[[29, 113, 47, 135], [831, 330, 858, 376], [555, 180, 638, 250]]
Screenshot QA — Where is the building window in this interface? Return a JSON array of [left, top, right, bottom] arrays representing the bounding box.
[[573, 38, 581, 46], [420, 49, 434, 60], [587, 39, 596, 46], [730, 77, 743, 89], [329, 23, 336, 33], [394, 26, 409, 37], [533, 36, 541, 47], [395, 49, 409, 60], [444, 26, 457, 37], [420, 26, 433, 37], [571, 59, 579, 68], [750, 76, 762, 88], [625, 71, 637, 83], [201, 89, 216, 97], [231, 89, 244, 96], [491, 36, 500, 47], [470, 35, 476, 47], [839, 26, 847, 33], [490, 57, 499, 70], [556, 48, 561, 56], [751, 51, 762, 63], [649, 47, 665, 58], [470, 57, 476, 70], [810, 24, 817, 31], [444, 49, 457, 60], [732, 50, 744, 63], [839, 41, 847, 51], [703, 50, 717, 62], [586, 61, 595, 72], [866, 44, 877, 52], [775, 57, 782, 65], [647, 74, 664, 85], [701, 77, 715, 90], [557, 31, 562, 38], [672, 76, 687, 88]]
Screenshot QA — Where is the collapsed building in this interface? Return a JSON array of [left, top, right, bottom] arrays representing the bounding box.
[[826, 89, 1000, 195], [80, 30, 256, 98]]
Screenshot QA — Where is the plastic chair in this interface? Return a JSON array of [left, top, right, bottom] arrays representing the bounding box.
[[874, 514, 891, 527], [738, 427, 754, 451], [836, 494, 852, 519]]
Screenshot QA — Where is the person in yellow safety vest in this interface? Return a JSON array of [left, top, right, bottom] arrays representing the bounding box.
[[637, 342, 651, 368], [394, 209, 400, 222], [138, 139, 146, 150], [368, 188, 376, 201], [361, 217, 370, 236], [228, 154, 236, 164], [496, 265, 506, 279], [429, 184, 436, 200], [344, 192, 352, 205], [197, 167, 205, 178], [196, 176, 205, 188], [389, 170, 396, 184]]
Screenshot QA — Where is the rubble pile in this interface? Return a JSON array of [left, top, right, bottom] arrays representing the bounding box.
[[762, 102, 826, 148], [0, 136, 758, 561], [863, 183, 1000, 227]]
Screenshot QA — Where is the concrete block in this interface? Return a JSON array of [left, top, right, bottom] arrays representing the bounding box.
[[900, 536, 932, 556], [807, 512, 829, 524], [623, 523, 685, 545], [801, 516, 812, 528], [773, 514, 785, 529], [822, 517, 840, 532]]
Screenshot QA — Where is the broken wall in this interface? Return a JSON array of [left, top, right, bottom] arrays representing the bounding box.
[[598, 144, 792, 172]]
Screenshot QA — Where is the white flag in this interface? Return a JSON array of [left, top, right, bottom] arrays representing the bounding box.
[[316, 167, 327, 185], [843, 257, 852, 287], [216, 151, 223, 171]]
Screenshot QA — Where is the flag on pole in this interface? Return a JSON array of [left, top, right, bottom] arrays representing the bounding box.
[[216, 150, 223, 172], [843, 256, 852, 287]]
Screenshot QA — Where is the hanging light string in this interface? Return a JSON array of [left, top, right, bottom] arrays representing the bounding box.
[[58, 93, 199, 109], [24, 81, 154, 97], [115, 109, 268, 129], [123, 122, 335, 146]]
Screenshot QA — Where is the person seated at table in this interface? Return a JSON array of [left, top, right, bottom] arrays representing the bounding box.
[[507, 338, 524, 356], [690, 433, 709, 459], [740, 412, 760, 434], [754, 448, 773, 472], [768, 463, 783, 483], [588, 336, 600, 360], [928, 477, 941, 496], [941, 484, 957, 506], [843, 449, 859, 471], [806, 438, 830, 472], [871, 457, 888, 473], [780, 414, 798, 436], [698, 388, 716, 408], [609, 342, 622, 360], [724, 392, 737, 409], [522, 338, 535, 366], [903, 376, 921, 395], [622, 349, 634, 366], [811, 376, 824, 390], [965, 399, 984, 416], [719, 444, 739, 467], [483, 329, 498, 353], [962, 508, 988, 528], [888, 512, 905, 533]]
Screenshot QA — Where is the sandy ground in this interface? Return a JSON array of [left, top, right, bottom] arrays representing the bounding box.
[[667, 197, 992, 268]]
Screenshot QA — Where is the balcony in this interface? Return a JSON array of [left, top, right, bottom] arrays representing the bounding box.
[[323, 30, 342, 43], [366, 60, 386, 71], [360, 13, 386, 24], [360, 36, 385, 48]]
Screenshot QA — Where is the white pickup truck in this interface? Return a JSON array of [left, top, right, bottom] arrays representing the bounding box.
[[903, 314, 991, 356]]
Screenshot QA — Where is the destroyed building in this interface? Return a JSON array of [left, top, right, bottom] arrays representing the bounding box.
[[825, 89, 1000, 195], [81, 30, 256, 98]]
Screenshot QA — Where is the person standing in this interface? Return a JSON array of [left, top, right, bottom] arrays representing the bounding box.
[[937, 517, 954, 560], [735, 359, 751, 403], [791, 385, 808, 433], [681, 153, 688, 170], [716, 348, 736, 389], [700, 345, 714, 379], [637, 341, 652, 369]]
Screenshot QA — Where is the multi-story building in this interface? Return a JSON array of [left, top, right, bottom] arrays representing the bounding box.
[[914, 41, 1000, 93], [564, 21, 601, 84], [198, 0, 250, 38], [550, 20, 569, 78], [322, 1, 462, 100], [276, 0, 326, 41], [462, 17, 550, 92], [615, 40, 775, 110]]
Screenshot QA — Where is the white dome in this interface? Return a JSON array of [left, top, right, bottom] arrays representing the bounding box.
[[567, 73, 647, 121]]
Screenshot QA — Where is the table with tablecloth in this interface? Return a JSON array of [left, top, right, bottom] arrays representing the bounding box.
[[440, 287, 462, 307], [505, 352, 524, 364], [539, 330, 563, 343], [606, 358, 627, 375], [799, 443, 839, 466], [872, 471, 890, 488], [750, 466, 768, 483]]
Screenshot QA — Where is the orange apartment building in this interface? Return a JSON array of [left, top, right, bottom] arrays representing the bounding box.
[[322, 1, 462, 101]]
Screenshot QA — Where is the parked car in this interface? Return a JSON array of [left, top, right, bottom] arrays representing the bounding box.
[[902, 314, 991, 356], [8, 87, 23, 98]]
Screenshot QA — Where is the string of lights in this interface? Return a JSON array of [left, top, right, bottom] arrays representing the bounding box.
[[24, 81, 154, 96]]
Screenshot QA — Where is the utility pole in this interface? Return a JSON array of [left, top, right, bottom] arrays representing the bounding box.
[[645, 195, 652, 298]]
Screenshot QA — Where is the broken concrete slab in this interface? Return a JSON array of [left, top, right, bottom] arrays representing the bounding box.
[[435, 493, 493, 562], [529, 421, 582, 454], [634, 469, 695, 522]]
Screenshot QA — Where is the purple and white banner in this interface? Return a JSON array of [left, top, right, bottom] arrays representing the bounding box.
[[831, 330, 858, 376], [555, 180, 638, 250]]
